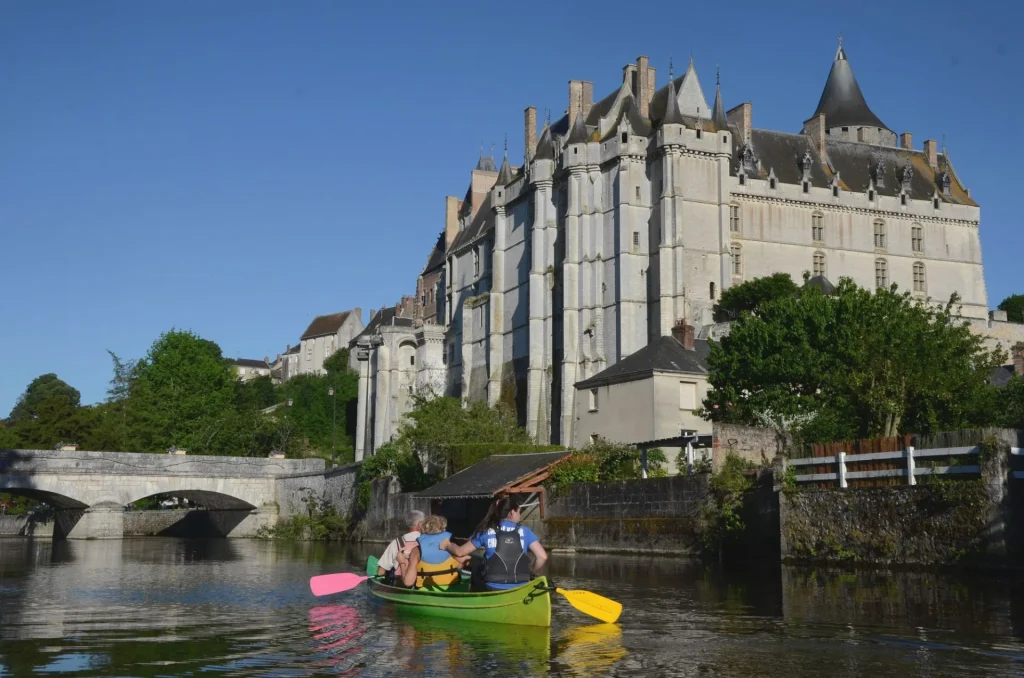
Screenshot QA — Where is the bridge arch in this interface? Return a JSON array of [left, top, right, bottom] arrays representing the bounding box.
[[127, 489, 256, 511]]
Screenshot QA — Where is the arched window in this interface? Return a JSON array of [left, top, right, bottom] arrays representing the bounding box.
[[813, 251, 827, 277], [875, 258, 888, 289], [811, 212, 824, 242], [730, 244, 742, 278], [911, 224, 923, 253], [873, 219, 886, 250], [913, 262, 927, 293], [729, 204, 741, 233]]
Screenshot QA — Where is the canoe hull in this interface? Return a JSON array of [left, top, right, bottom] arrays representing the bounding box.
[[366, 577, 552, 628]]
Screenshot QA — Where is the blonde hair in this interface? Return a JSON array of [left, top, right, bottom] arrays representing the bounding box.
[[421, 514, 448, 535]]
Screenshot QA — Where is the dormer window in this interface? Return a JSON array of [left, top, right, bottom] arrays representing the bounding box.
[[868, 189, 875, 201], [769, 178, 777, 190], [803, 182, 809, 194], [832, 185, 839, 197], [621, 132, 628, 143], [933, 197, 940, 209], [738, 174, 746, 186]]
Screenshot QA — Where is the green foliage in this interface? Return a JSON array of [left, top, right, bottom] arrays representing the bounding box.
[[354, 442, 437, 514], [257, 491, 350, 541], [991, 376, 1024, 429], [713, 273, 799, 322], [8, 373, 81, 423], [322, 348, 351, 375], [698, 454, 756, 554], [676, 449, 713, 475], [235, 375, 278, 411], [997, 294, 1024, 323], [703, 279, 1006, 442], [549, 438, 667, 488]]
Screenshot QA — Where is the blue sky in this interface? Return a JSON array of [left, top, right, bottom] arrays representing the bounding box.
[[1, 0, 1021, 413]]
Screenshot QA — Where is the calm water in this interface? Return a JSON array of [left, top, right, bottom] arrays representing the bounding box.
[[1, 538, 1023, 677]]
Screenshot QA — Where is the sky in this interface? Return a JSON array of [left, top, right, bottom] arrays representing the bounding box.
[[1, 0, 1021, 414]]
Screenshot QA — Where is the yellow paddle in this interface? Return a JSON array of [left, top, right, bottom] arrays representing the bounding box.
[[550, 586, 622, 624]]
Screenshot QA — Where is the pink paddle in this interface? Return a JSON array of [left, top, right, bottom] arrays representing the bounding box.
[[309, 572, 368, 597]]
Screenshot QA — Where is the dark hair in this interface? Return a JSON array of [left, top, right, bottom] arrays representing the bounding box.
[[473, 495, 521, 536]]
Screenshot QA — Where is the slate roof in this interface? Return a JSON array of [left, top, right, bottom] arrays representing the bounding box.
[[416, 452, 570, 499], [989, 365, 1020, 389], [811, 45, 888, 131], [804, 275, 836, 295], [732, 129, 976, 206], [285, 344, 300, 355], [567, 109, 589, 144], [448, 192, 494, 253], [349, 306, 414, 346], [230, 358, 269, 369], [422, 231, 446, 276], [300, 311, 354, 340], [534, 123, 556, 160], [476, 152, 497, 173], [576, 336, 710, 389], [599, 94, 651, 140], [711, 74, 728, 131], [496, 153, 515, 184]]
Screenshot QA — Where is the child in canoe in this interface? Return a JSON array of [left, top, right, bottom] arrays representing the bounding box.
[[446, 495, 548, 591], [399, 514, 470, 589]]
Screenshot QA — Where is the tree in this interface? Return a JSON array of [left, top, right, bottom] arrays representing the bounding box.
[[128, 330, 237, 454], [997, 294, 1024, 324], [703, 279, 1005, 441], [8, 374, 81, 423], [713, 273, 800, 321], [993, 377, 1024, 429], [106, 351, 138, 450]]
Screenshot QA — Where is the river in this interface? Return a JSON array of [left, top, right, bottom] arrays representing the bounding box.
[[1, 538, 1023, 677]]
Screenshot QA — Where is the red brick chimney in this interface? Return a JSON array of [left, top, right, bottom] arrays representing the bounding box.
[[671, 320, 695, 350], [1014, 343, 1024, 376]]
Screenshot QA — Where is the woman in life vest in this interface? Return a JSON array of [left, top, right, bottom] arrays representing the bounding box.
[[447, 495, 547, 590], [400, 515, 469, 589]]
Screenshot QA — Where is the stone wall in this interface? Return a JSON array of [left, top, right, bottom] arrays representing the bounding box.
[[363, 476, 430, 541], [543, 475, 711, 553], [0, 514, 53, 537], [0, 449, 324, 477], [712, 422, 788, 470]]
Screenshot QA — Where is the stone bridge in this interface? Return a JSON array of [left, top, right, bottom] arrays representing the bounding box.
[[0, 449, 359, 539]]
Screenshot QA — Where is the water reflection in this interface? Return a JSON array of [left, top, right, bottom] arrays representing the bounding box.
[[0, 537, 1023, 676]]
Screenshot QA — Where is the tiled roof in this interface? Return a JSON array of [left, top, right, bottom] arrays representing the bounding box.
[[300, 311, 354, 340], [230, 358, 269, 369], [416, 452, 570, 499], [576, 336, 710, 389]]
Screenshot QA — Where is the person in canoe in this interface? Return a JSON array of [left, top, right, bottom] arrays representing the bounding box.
[[446, 495, 547, 590], [399, 514, 470, 589], [376, 510, 424, 584]]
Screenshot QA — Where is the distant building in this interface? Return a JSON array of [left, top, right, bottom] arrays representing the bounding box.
[[269, 344, 301, 384], [990, 342, 1024, 387], [296, 309, 364, 377], [230, 358, 271, 382]]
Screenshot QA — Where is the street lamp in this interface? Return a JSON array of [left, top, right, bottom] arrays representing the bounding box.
[[328, 387, 336, 466]]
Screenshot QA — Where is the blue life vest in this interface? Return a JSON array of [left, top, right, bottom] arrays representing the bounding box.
[[416, 531, 453, 565]]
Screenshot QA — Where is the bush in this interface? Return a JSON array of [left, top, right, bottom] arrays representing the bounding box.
[[549, 438, 666, 488], [697, 453, 757, 557], [448, 443, 564, 473], [354, 442, 436, 514], [257, 491, 350, 541]]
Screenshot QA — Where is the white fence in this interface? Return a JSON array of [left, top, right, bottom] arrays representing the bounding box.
[[789, 445, 1024, 488]]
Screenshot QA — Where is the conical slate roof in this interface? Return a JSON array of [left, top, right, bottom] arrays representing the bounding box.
[[812, 44, 888, 131], [711, 68, 728, 131], [496, 152, 514, 184], [662, 65, 686, 126], [476, 150, 497, 172], [534, 122, 555, 160], [567, 108, 589, 144]]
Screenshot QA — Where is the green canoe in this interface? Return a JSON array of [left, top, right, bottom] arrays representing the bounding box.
[[364, 556, 552, 627]]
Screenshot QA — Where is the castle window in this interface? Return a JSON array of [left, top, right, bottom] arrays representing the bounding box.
[[710, 282, 716, 300], [813, 251, 827, 278], [722, 135, 728, 143], [589, 389, 599, 412], [832, 185, 839, 198], [868, 189, 875, 201], [473, 250, 480, 277], [621, 132, 627, 143], [635, 186, 640, 201], [933, 197, 940, 209], [873, 219, 886, 250], [842, 127, 849, 133], [803, 182, 810, 194], [730, 244, 742, 277], [913, 262, 927, 293], [410, 355, 415, 366], [729, 204, 741, 233], [811, 212, 824, 242], [912, 224, 924, 253], [875, 258, 888, 289], [632, 231, 640, 252], [769, 177, 777, 190], [739, 174, 746, 185], [901, 194, 907, 206], [696, 128, 703, 139]]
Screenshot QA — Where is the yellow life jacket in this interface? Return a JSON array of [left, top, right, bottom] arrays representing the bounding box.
[[415, 557, 461, 589]]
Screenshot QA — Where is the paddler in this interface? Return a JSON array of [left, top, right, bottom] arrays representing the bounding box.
[[398, 514, 469, 589], [376, 510, 424, 585], [446, 495, 547, 590]]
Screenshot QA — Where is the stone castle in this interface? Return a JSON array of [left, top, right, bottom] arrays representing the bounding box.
[[350, 43, 991, 458]]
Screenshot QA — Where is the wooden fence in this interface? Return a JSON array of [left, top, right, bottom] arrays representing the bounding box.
[[790, 444, 1023, 488]]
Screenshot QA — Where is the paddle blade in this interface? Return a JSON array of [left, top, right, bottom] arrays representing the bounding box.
[[310, 573, 368, 597], [366, 556, 379, 577], [554, 588, 623, 624]]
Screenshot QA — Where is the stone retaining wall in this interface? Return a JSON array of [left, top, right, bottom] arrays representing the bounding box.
[[0, 514, 53, 537]]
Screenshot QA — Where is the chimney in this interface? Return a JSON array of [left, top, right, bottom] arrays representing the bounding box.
[[582, 81, 594, 118], [1014, 343, 1024, 376], [622, 63, 638, 95], [924, 139, 938, 168], [671, 320, 696, 351], [524, 106, 537, 163], [647, 65, 657, 115], [636, 56, 651, 118], [802, 113, 826, 162], [264, 355, 269, 364], [445, 195, 460, 248], [900, 132, 913, 150], [569, 80, 584, 124], [286, 344, 291, 352], [727, 102, 752, 145]]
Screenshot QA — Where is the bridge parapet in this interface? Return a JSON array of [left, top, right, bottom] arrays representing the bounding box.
[[0, 449, 325, 477]]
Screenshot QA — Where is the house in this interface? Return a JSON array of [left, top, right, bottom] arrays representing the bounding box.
[[990, 342, 1024, 387], [296, 309, 364, 377], [574, 321, 711, 471], [230, 358, 271, 382]]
